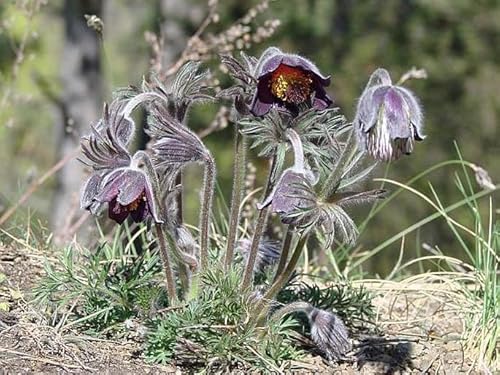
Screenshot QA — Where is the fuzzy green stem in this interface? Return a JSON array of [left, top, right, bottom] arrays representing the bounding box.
[[199, 154, 216, 271], [163, 227, 197, 300], [285, 128, 304, 170], [175, 171, 184, 224], [273, 225, 295, 282], [241, 155, 279, 290], [264, 234, 308, 302], [224, 125, 247, 270], [155, 224, 177, 305], [320, 130, 357, 200], [121, 92, 164, 122], [270, 301, 313, 323], [252, 233, 309, 323]]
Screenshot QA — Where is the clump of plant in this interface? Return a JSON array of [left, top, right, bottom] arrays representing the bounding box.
[[37, 46, 426, 369], [33, 224, 167, 334]]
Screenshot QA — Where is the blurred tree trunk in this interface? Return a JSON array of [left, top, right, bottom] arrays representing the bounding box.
[[51, 0, 102, 240]]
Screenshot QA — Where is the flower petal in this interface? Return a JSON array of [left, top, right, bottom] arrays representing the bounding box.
[[80, 173, 102, 210], [130, 198, 148, 222], [108, 198, 129, 224], [95, 169, 126, 203], [115, 170, 146, 206]]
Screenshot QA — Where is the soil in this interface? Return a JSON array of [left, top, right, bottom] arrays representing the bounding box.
[[0, 244, 491, 374]]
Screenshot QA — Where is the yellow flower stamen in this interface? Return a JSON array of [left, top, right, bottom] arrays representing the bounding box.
[[269, 64, 313, 104]]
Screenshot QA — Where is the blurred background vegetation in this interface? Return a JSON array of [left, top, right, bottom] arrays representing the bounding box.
[[1, 0, 498, 275]]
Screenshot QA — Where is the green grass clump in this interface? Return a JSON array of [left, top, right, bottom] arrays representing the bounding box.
[[146, 266, 303, 372], [33, 225, 167, 334]]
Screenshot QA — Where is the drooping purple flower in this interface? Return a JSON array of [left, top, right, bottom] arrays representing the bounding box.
[[250, 47, 333, 116], [81, 151, 162, 225], [94, 168, 152, 224], [308, 307, 352, 361], [354, 68, 425, 161], [260, 168, 316, 225], [80, 99, 136, 217]]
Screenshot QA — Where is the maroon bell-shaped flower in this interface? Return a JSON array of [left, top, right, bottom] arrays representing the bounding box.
[[250, 47, 333, 116], [354, 68, 425, 161], [259, 128, 318, 224], [86, 152, 162, 224], [259, 167, 316, 225]]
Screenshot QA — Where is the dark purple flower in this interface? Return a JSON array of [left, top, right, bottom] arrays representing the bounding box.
[[260, 168, 316, 225], [80, 149, 163, 225], [354, 68, 425, 161], [250, 47, 333, 116], [308, 308, 352, 361], [93, 166, 161, 224]]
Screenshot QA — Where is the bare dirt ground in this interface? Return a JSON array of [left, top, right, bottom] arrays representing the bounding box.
[[0, 244, 488, 374]]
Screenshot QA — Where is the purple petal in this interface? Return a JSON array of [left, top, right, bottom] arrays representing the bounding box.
[[396, 86, 425, 140], [250, 97, 274, 117], [80, 173, 102, 209], [95, 169, 126, 203], [130, 198, 149, 222], [281, 54, 331, 85], [271, 170, 312, 217], [108, 198, 129, 224], [115, 170, 146, 206], [382, 87, 412, 139], [257, 52, 331, 86], [258, 54, 285, 77], [250, 76, 275, 116], [312, 83, 333, 110]]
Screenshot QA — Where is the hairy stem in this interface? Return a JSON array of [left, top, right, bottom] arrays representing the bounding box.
[[273, 224, 295, 282], [320, 130, 357, 200], [199, 154, 216, 271], [241, 155, 279, 290], [155, 224, 177, 305], [121, 92, 164, 122], [270, 301, 313, 323], [224, 125, 247, 270], [252, 233, 309, 324], [264, 233, 308, 302], [175, 171, 183, 224], [163, 227, 198, 299], [285, 128, 304, 170]]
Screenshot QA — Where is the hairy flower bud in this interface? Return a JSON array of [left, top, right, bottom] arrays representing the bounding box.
[[260, 168, 316, 225], [354, 68, 425, 161], [308, 308, 352, 361]]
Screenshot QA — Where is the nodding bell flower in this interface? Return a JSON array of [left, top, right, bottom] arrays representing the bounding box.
[[308, 307, 352, 361], [354, 68, 425, 161], [80, 99, 135, 216], [80, 98, 162, 224], [259, 128, 317, 224], [82, 151, 162, 225], [250, 47, 333, 116], [260, 168, 316, 224], [272, 302, 351, 361]]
